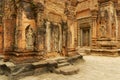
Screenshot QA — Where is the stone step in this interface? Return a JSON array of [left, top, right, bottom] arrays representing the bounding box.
[[55, 57, 67, 62], [57, 62, 70, 68], [33, 60, 57, 68], [54, 65, 79, 75], [32, 61, 48, 68], [57, 59, 68, 63], [68, 55, 83, 63]]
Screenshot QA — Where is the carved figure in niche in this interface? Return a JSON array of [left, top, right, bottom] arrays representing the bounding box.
[[25, 25, 35, 50], [104, 10, 109, 21], [99, 9, 109, 38], [100, 25, 106, 37], [101, 10, 109, 22]]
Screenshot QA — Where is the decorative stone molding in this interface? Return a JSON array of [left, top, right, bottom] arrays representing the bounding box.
[[78, 17, 92, 27], [91, 10, 98, 18]]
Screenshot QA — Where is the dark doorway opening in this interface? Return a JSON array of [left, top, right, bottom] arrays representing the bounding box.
[[81, 28, 90, 47]]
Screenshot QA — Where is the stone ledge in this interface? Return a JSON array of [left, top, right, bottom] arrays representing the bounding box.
[[89, 49, 120, 56]]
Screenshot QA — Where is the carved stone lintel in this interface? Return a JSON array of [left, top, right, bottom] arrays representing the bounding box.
[[91, 10, 98, 18]]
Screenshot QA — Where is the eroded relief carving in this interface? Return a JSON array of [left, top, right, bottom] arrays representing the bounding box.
[[51, 24, 59, 52], [99, 8, 109, 38], [100, 25, 106, 37], [25, 25, 35, 50]]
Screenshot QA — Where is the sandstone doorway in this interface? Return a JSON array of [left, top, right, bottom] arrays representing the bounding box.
[[81, 28, 90, 47]]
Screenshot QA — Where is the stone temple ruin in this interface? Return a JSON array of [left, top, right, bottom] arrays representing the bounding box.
[[0, 0, 120, 79], [0, 0, 120, 59]]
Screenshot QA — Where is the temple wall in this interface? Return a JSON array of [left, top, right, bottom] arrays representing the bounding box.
[[67, 20, 75, 48], [15, 12, 36, 52], [117, 14, 120, 48], [3, 0, 16, 52], [0, 1, 3, 53], [0, 24, 3, 53], [1, 0, 120, 57], [76, 10, 91, 19], [76, 0, 90, 12], [3, 19, 15, 51]]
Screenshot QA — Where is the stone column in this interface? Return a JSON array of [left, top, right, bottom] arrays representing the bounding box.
[[46, 21, 51, 52], [117, 13, 120, 48], [3, 0, 16, 52], [108, 9, 112, 38], [117, 16, 120, 40], [91, 17, 97, 48], [114, 10, 118, 41], [77, 21, 81, 47], [58, 24, 62, 52]]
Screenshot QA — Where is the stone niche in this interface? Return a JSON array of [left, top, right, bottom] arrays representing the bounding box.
[[14, 0, 36, 52], [25, 25, 35, 51]]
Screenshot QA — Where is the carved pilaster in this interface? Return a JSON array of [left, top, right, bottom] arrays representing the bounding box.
[[35, 2, 45, 51], [58, 23, 62, 52], [64, 0, 76, 20], [3, 0, 16, 52], [117, 10, 120, 41], [45, 21, 51, 52]]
